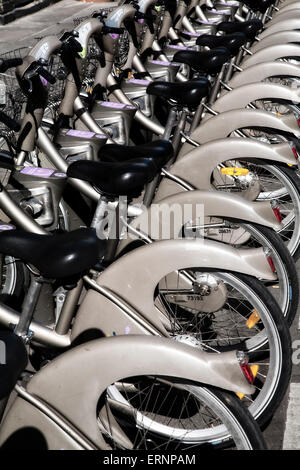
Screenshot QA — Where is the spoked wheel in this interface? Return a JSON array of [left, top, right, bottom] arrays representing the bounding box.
[[252, 97, 297, 117], [195, 219, 299, 326], [155, 270, 291, 429], [212, 160, 300, 260], [236, 128, 290, 145], [255, 77, 300, 117], [0, 255, 27, 308], [100, 380, 266, 449]]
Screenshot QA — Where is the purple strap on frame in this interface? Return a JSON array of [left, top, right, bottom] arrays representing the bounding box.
[[183, 31, 202, 37], [67, 129, 95, 139], [196, 20, 216, 25], [128, 79, 151, 86], [20, 167, 66, 178], [0, 224, 14, 231], [20, 167, 55, 177], [100, 101, 126, 109], [150, 60, 171, 66], [168, 45, 188, 50]]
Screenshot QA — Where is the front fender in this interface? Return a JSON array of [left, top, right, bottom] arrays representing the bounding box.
[[156, 138, 295, 199], [10, 336, 253, 449], [259, 20, 300, 40], [210, 83, 300, 116], [117, 190, 280, 255], [71, 238, 275, 344], [250, 31, 300, 53], [179, 108, 300, 156], [96, 238, 276, 298], [267, 9, 300, 26], [277, 1, 300, 12], [229, 62, 300, 88], [241, 44, 300, 69]]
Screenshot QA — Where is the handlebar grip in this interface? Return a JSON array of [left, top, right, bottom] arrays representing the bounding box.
[[67, 37, 83, 54], [102, 26, 125, 35], [38, 67, 56, 85], [0, 110, 20, 131], [0, 58, 23, 73]]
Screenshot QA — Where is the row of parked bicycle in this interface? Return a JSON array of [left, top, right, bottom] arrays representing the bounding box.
[[0, 0, 299, 450]]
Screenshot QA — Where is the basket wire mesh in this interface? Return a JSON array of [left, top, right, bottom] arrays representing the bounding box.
[[81, 38, 104, 92], [73, 7, 129, 82], [0, 47, 32, 146]]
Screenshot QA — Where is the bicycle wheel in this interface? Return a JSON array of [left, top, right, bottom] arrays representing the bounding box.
[[101, 380, 266, 449], [192, 218, 299, 326], [155, 270, 292, 429], [212, 160, 300, 260], [0, 255, 28, 309]]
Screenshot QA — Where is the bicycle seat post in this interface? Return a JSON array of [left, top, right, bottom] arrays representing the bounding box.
[[208, 62, 228, 106], [14, 275, 43, 340], [143, 106, 178, 208], [15, 151, 27, 167], [190, 97, 206, 133], [91, 196, 109, 231], [162, 106, 177, 141], [223, 56, 237, 84], [171, 106, 188, 157]]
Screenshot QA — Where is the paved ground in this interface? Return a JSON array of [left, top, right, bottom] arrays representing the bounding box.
[[0, 0, 115, 54], [0, 0, 300, 451], [262, 259, 300, 449], [265, 259, 300, 450]]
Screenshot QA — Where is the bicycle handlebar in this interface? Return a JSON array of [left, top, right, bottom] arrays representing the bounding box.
[[0, 110, 21, 131], [0, 58, 23, 74]]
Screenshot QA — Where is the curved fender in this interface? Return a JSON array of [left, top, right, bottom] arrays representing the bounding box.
[[72, 239, 276, 341], [179, 108, 300, 155], [16, 336, 254, 449], [155, 138, 296, 198], [210, 83, 300, 116], [241, 44, 300, 69], [258, 20, 300, 40], [94, 238, 276, 301], [267, 9, 300, 26], [71, 238, 275, 343], [229, 62, 300, 88], [278, 3, 300, 13], [250, 31, 300, 53], [117, 190, 281, 254]]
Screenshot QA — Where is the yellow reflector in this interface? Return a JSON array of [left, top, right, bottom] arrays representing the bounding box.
[[236, 365, 259, 399], [246, 310, 260, 329], [250, 364, 259, 379], [236, 392, 244, 400], [220, 167, 249, 176]]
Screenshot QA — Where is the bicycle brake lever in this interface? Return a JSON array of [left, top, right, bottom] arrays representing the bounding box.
[[27, 78, 33, 94]]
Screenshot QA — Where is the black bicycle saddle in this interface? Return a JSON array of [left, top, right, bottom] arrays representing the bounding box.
[[99, 140, 174, 170], [146, 79, 210, 108], [67, 158, 157, 199], [173, 47, 231, 75], [196, 32, 247, 57], [217, 19, 263, 41], [0, 228, 104, 279]]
